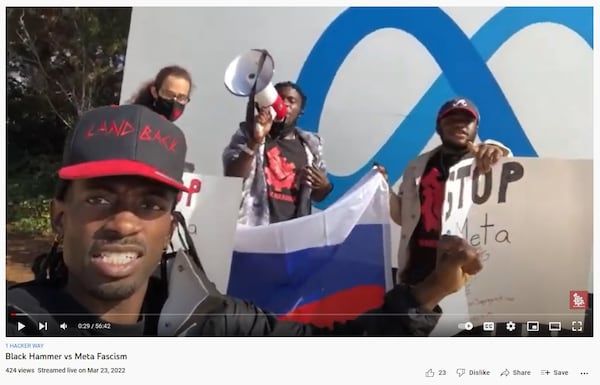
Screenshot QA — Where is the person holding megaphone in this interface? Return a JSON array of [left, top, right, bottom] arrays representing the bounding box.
[[223, 50, 333, 226]]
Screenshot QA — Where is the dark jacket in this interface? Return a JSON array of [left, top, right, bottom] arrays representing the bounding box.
[[6, 278, 440, 337]]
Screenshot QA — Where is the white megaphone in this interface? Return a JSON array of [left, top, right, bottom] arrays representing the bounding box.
[[224, 49, 287, 125]]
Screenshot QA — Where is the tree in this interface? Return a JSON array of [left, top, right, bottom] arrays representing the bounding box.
[[6, 7, 132, 234], [7, 7, 131, 167]]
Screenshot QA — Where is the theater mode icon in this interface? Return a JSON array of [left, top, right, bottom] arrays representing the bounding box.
[[549, 322, 562, 331]]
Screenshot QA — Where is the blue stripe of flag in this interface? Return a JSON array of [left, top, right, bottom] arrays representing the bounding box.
[[227, 224, 387, 315]]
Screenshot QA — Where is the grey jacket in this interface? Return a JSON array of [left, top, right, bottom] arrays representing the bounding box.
[[222, 124, 326, 226]]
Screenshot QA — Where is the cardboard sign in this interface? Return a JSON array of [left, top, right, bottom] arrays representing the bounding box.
[[170, 172, 242, 293], [432, 158, 592, 334]]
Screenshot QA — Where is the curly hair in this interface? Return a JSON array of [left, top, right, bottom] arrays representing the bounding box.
[[274, 81, 307, 110], [127, 65, 193, 108], [32, 180, 70, 285]]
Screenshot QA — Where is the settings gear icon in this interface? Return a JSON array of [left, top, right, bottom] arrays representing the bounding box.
[[506, 321, 517, 332]]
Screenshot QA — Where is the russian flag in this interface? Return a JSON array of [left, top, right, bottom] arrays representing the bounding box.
[[227, 170, 393, 328]]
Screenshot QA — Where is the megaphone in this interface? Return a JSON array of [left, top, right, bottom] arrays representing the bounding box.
[[224, 49, 287, 122]]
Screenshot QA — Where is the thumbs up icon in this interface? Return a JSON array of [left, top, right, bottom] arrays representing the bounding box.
[[425, 369, 435, 377]]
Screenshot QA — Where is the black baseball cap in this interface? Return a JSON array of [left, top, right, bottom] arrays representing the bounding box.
[[58, 104, 191, 193], [436, 97, 480, 122]]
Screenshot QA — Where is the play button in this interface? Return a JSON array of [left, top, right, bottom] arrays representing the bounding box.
[[17, 322, 26, 331]]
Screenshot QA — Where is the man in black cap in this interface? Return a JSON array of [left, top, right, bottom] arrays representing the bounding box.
[[7, 104, 193, 336], [7, 104, 485, 337], [376, 97, 511, 287]]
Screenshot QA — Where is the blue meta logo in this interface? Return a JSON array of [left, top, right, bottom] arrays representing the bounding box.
[[296, 7, 593, 208]]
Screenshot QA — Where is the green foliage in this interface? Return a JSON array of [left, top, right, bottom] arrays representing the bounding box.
[[7, 7, 132, 235], [10, 207, 52, 236], [7, 157, 60, 235], [7, 7, 131, 121]]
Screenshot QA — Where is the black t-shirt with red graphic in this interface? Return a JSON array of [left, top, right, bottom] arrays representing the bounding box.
[[263, 136, 308, 224], [401, 150, 464, 285]]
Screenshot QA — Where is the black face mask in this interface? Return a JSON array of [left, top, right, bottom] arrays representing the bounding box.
[[153, 97, 185, 122]]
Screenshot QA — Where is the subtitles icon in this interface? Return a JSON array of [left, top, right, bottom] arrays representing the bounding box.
[[570, 290, 588, 309], [483, 322, 495, 331], [457, 368, 466, 377]]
